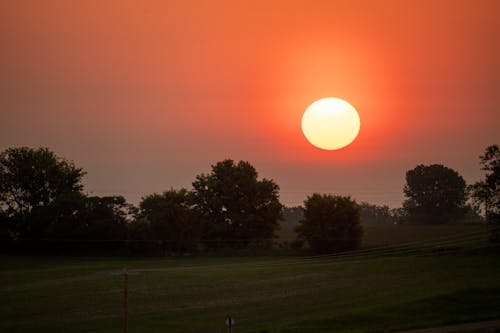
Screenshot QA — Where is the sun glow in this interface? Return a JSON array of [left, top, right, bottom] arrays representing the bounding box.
[[301, 97, 360, 150]]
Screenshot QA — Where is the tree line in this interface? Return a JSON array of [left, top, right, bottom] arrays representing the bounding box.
[[0, 145, 498, 255]]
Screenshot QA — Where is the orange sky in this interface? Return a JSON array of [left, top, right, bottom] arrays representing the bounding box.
[[1, 0, 499, 207]]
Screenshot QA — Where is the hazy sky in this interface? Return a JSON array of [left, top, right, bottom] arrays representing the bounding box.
[[1, 0, 499, 207]]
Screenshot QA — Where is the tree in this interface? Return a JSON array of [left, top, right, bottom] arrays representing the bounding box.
[[359, 202, 394, 225], [191, 159, 282, 249], [296, 194, 363, 254], [139, 189, 201, 253], [403, 164, 467, 224], [469, 145, 500, 241], [46, 194, 132, 252], [469, 145, 500, 221], [30, 191, 88, 239], [126, 217, 155, 255], [78, 195, 131, 241], [0, 147, 85, 238], [390, 207, 408, 225], [281, 206, 304, 227], [0, 207, 9, 245]]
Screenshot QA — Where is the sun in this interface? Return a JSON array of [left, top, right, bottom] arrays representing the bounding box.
[[301, 97, 361, 150]]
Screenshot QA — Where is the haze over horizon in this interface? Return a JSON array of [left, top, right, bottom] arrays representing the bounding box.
[[1, 1, 499, 207]]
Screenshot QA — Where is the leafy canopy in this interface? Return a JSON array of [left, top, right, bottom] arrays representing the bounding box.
[[403, 164, 467, 224], [138, 189, 200, 252], [470, 145, 500, 223], [469, 144, 500, 243], [0, 147, 85, 217], [192, 159, 282, 248], [296, 194, 363, 254]]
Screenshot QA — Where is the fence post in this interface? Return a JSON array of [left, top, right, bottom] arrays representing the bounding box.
[[124, 268, 128, 333], [226, 315, 234, 333]]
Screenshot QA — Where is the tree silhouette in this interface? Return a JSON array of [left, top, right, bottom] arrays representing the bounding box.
[[138, 189, 201, 253], [192, 159, 282, 249], [403, 164, 467, 224], [296, 194, 363, 254], [359, 202, 394, 225], [469, 145, 500, 241], [0, 147, 85, 239], [470, 145, 500, 220]]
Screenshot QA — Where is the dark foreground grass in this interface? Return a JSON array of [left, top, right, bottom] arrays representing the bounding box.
[[1, 251, 499, 333]]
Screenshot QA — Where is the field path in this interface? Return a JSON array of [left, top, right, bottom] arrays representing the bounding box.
[[398, 319, 500, 333]]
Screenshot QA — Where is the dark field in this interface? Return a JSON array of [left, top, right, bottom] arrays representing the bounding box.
[[1, 225, 499, 333]]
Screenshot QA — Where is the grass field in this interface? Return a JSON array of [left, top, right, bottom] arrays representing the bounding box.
[[1, 226, 499, 333], [277, 223, 491, 247]]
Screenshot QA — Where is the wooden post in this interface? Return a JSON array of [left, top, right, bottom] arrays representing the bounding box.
[[226, 315, 233, 333], [111, 268, 139, 333], [124, 268, 128, 333]]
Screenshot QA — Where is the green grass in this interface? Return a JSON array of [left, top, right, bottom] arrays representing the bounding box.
[[362, 224, 490, 247], [277, 223, 490, 248], [1, 249, 499, 333]]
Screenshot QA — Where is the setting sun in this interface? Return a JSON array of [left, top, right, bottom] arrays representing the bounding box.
[[301, 97, 361, 150]]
